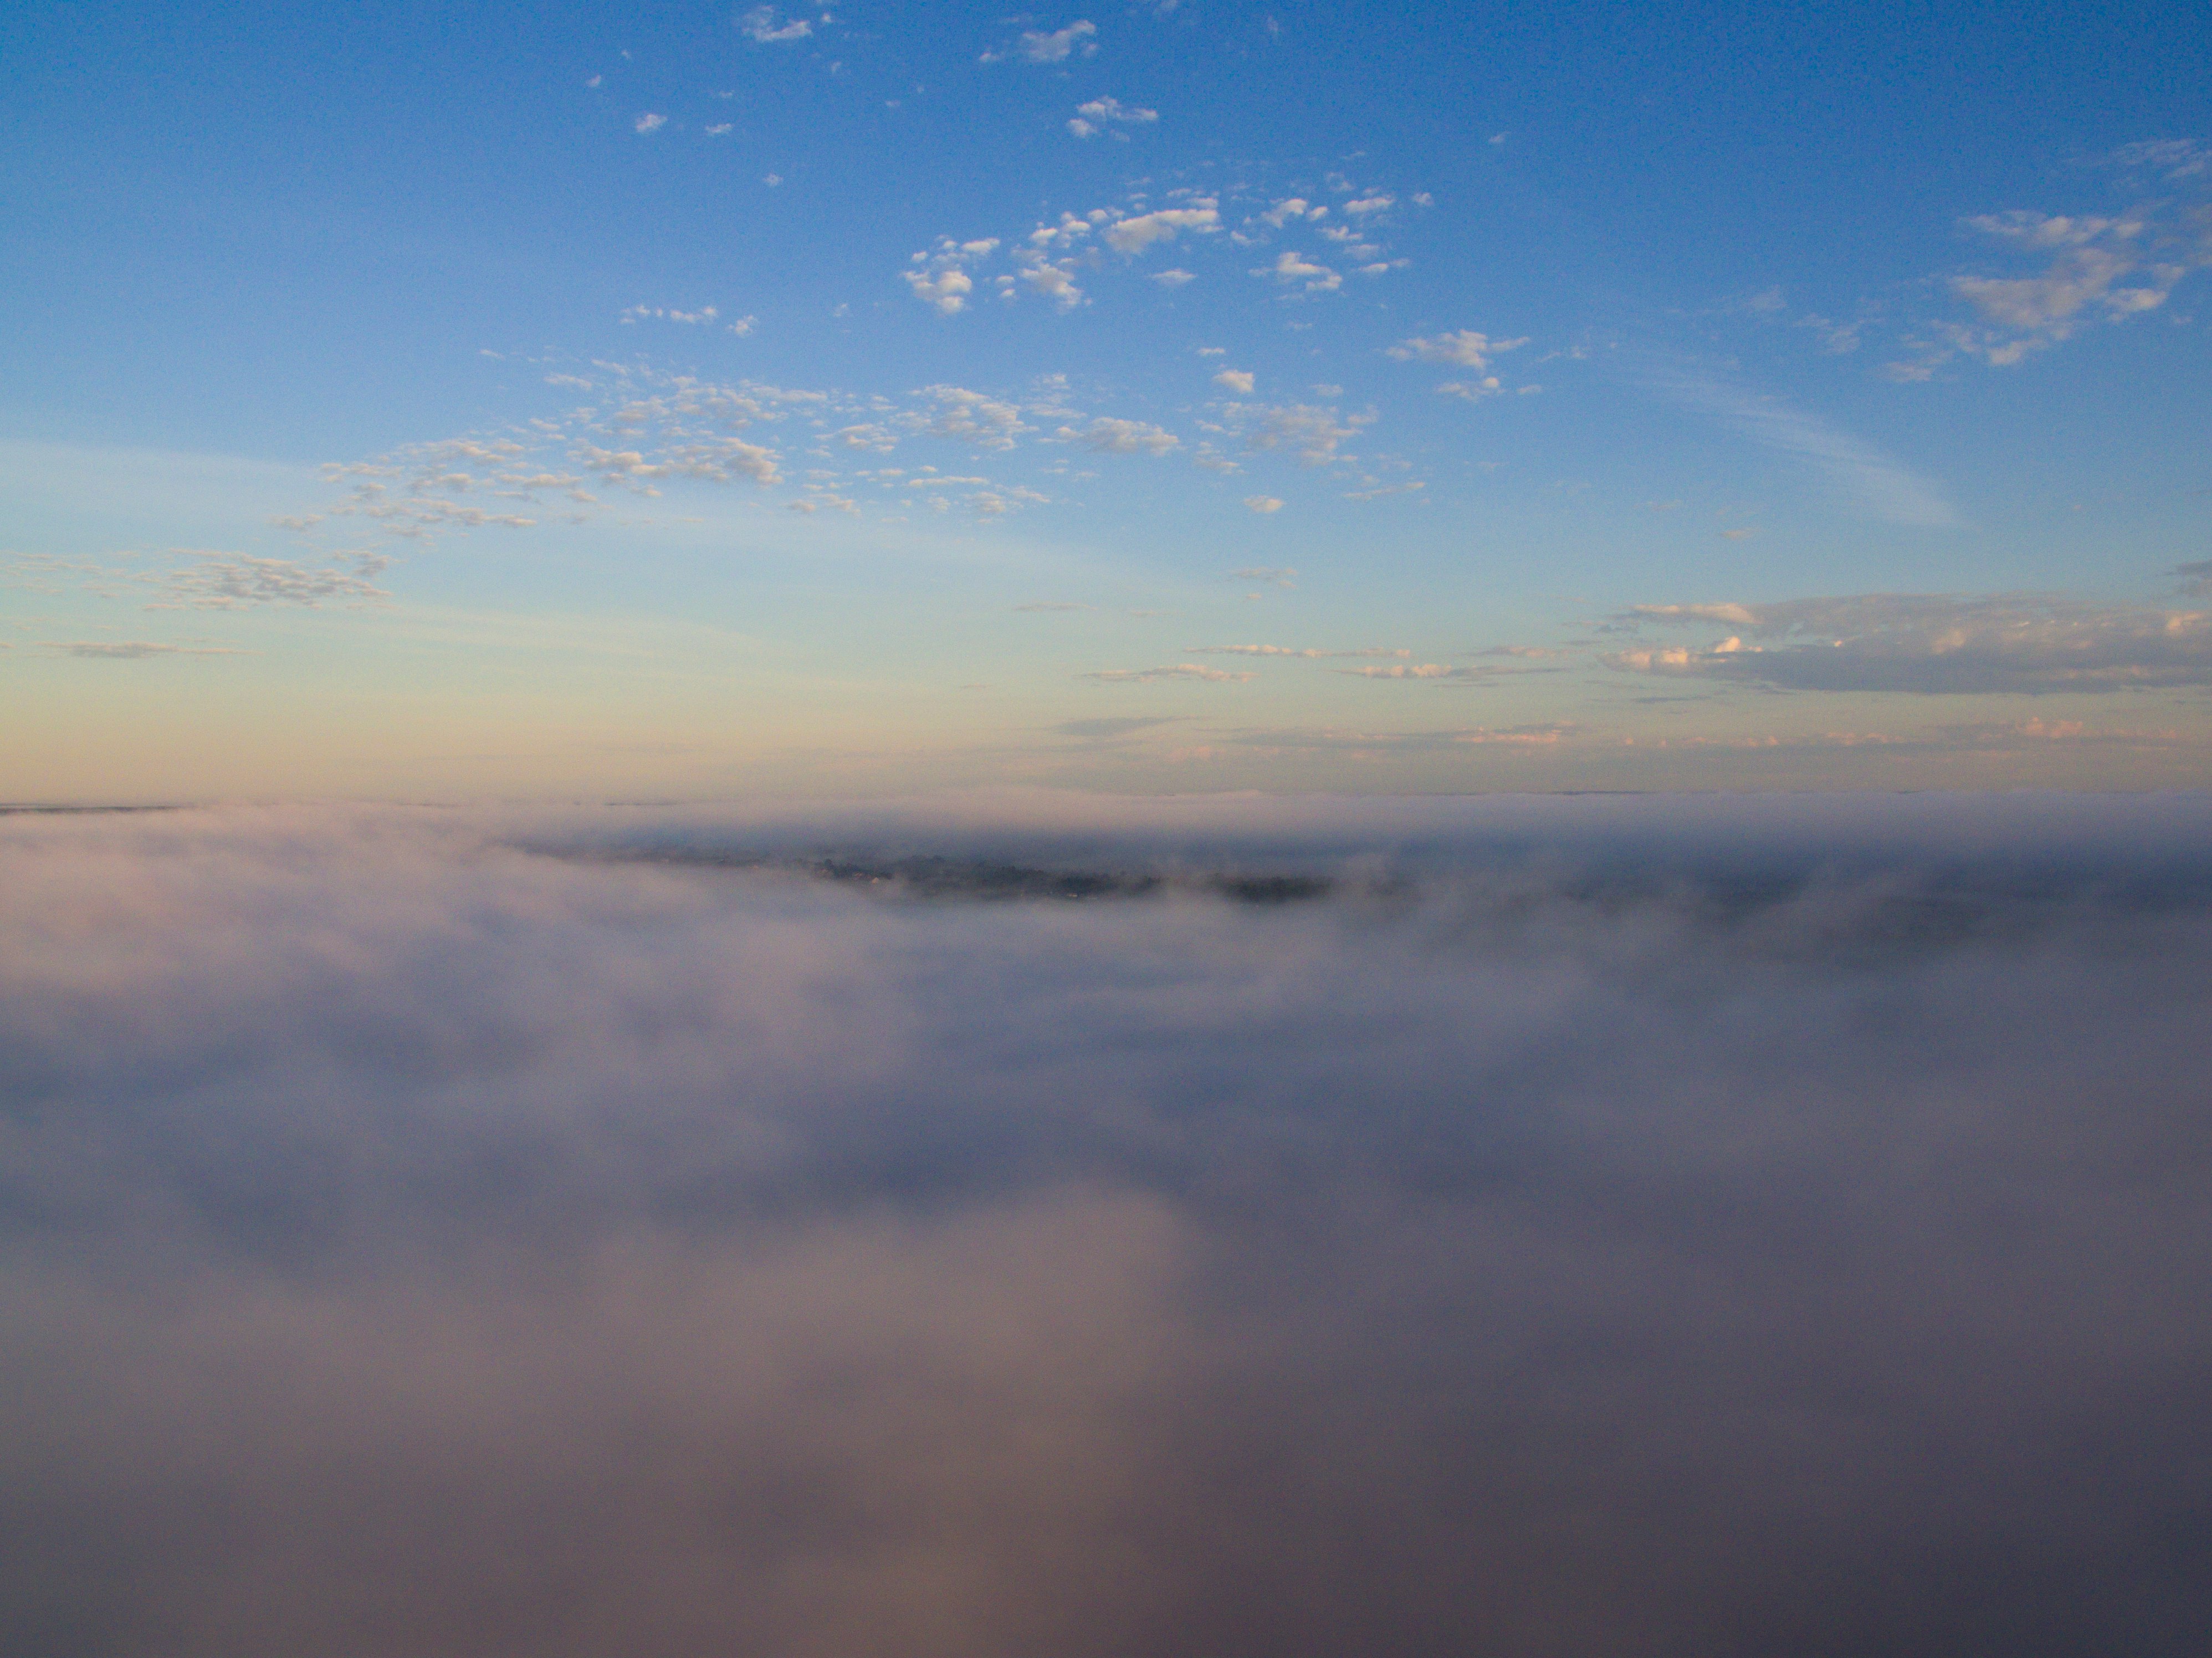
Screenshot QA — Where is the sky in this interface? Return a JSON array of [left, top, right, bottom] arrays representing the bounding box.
[[4, 0, 2210, 800]]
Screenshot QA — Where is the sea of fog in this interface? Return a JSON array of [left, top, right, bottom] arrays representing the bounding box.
[[4, 794, 2210, 1656]]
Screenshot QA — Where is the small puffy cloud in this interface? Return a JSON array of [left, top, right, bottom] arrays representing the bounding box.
[[1105, 207, 1220, 255], [1000, 19, 1098, 62], [1021, 260, 1085, 308], [1150, 269, 1196, 286], [1243, 495, 1283, 514], [906, 267, 974, 314], [621, 305, 719, 326], [919, 386, 1028, 448], [1387, 330, 1529, 370], [739, 6, 813, 43], [1255, 250, 1339, 291], [1342, 195, 1395, 216], [1261, 198, 1317, 227], [1066, 418, 1179, 456], [634, 112, 667, 134], [1213, 370, 1255, 394], [1071, 97, 1158, 136], [1233, 403, 1365, 465], [1082, 662, 1255, 683]]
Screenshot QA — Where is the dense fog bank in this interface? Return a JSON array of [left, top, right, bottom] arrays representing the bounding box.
[[4, 800, 2210, 1656]]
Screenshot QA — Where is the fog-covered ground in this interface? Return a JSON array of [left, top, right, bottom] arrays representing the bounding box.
[[5, 795, 2210, 1656]]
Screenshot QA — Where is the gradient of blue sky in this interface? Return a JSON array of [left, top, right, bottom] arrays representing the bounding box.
[[4, 0, 2209, 799]]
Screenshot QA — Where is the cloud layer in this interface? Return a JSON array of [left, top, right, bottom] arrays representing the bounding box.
[[5, 801, 2212, 1656]]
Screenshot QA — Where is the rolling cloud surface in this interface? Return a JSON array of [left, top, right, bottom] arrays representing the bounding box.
[[4, 798, 2211, 1656]]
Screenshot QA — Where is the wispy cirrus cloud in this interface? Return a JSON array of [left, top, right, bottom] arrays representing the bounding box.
[[1642, 366, 1962, 528]]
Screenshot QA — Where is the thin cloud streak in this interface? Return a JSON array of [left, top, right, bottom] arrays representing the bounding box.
[[1642, 361, 1964, 528]]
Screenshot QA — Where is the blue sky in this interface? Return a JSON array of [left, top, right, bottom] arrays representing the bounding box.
[[4, 0, 2209, 799]]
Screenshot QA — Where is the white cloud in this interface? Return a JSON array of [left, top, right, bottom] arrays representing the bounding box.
[[1071, 96, 1158, 135], [621, 305, 719, 326], [905, 267, 974, 314], [1150, 269, 1196, 286], [1229, 403, 1366, 465], [1387, 330, 1528, 370], [1231, 566, 1297, 586], [1254, 250, 1339, 291], [1020, 259, 1085, 309], [919, 386, 1028, 449], [1342, 195, 1395, 216], [739, 6, 813, 43], [1243, 495, 1282, 514], [1104, 207, 1219, 255], [1064, 418, 1179, 456], [2110, 138, 2211, 181], [1001, 19, 1098, 62], [1890, 204, 2209, 373], [633, 112, 667, 134], [1212, 370, 1255, 394]]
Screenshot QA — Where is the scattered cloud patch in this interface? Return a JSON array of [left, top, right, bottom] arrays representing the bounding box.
[[1607, 593, 2212, 694], [1253, 250, 1339, 292], [739, 6, 813, 43], [1062, 417, 1179, 456], [988, 19, 1098, 63], [1069, 96, 1157, 138], [1388, 330, 1528, 370]]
